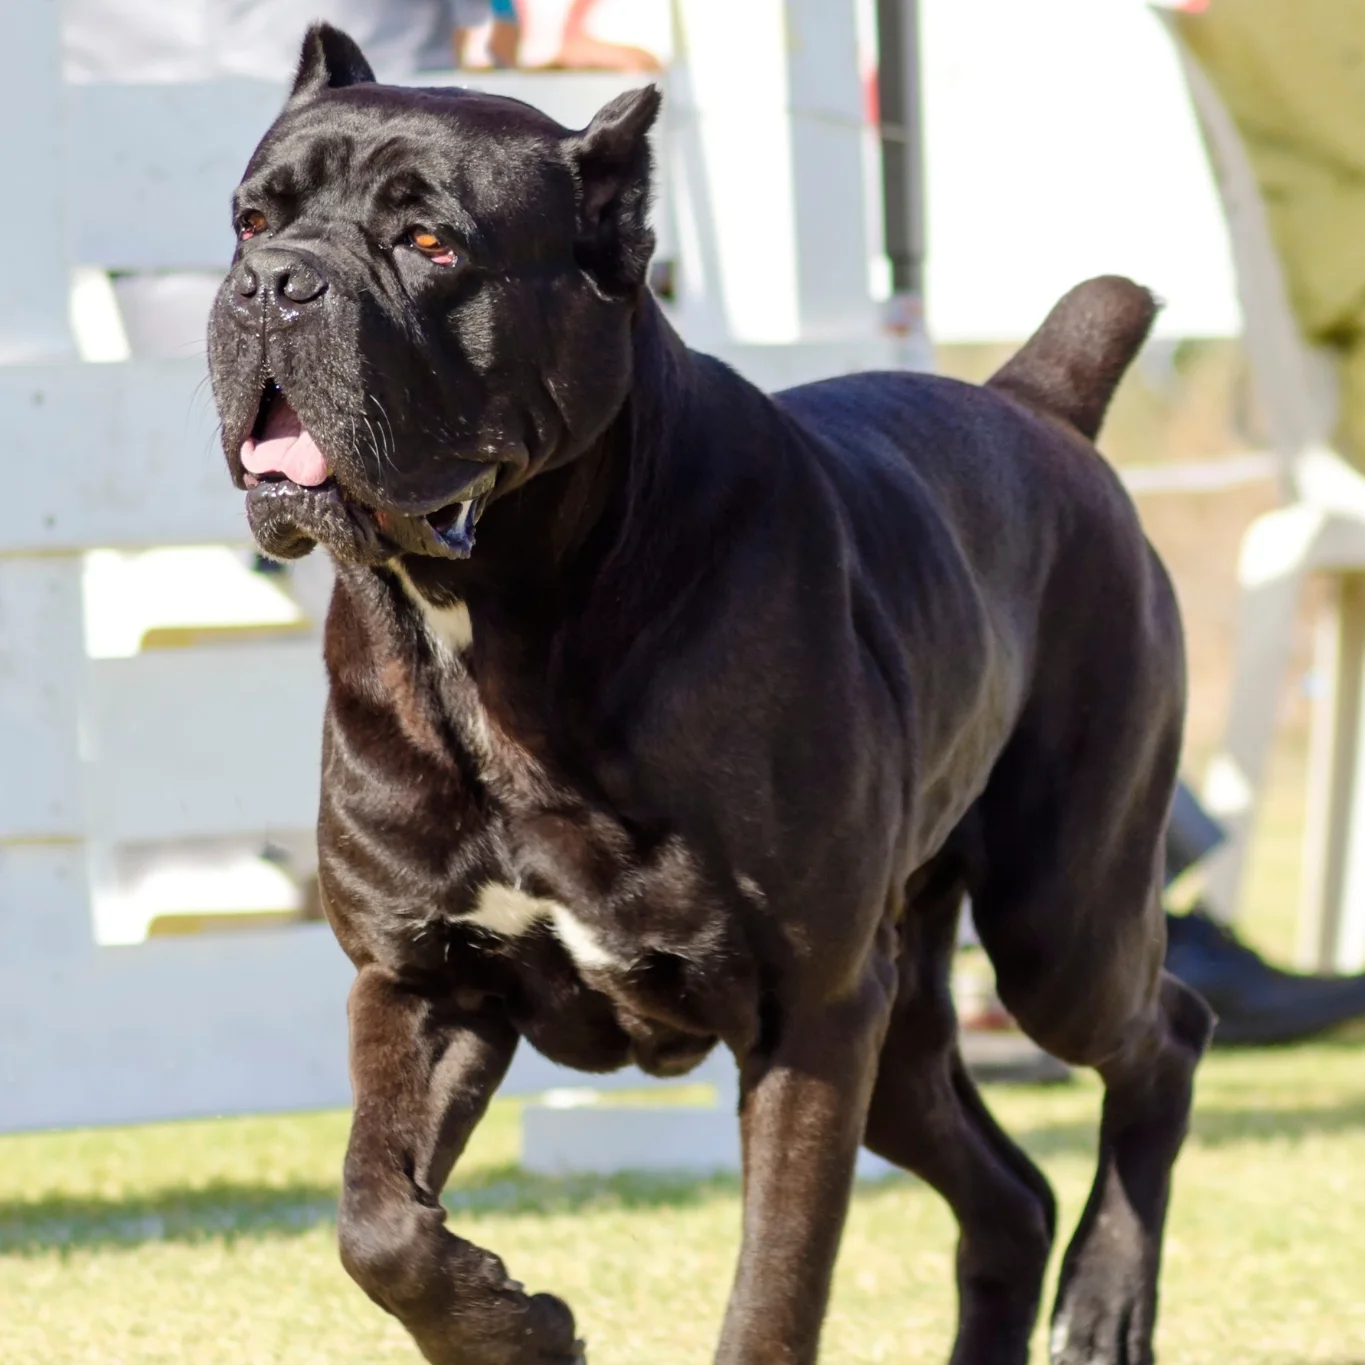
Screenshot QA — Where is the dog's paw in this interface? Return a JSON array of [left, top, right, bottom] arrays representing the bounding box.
[[1049, 1294, 1152, 1365], [519, 1291, 585, 1364], [446, 1287, 583, 1365]]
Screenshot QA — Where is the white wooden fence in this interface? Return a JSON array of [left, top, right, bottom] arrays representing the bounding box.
[[1, 0, 1242, 1144], [1, 0, 919, 1139]]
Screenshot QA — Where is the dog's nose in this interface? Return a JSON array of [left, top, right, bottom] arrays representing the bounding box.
[[276, 258, 327, 303], [231, 261, 259, 299], [225, 247, 328, 330]]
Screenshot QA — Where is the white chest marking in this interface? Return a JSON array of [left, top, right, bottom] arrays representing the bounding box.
[[548, 906, 622, 969], [394, 565, 473, 653], [460, 881, 625, 969], [464, 883, 556, 937]]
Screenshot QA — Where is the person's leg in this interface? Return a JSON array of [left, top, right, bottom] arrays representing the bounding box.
[[552, 0, 661, 72], [486, 0, 520, 69], [966, 777, 1365, 1047], [1164, 779, 1226, 887], [450, 0, 495, 69], [1164, 782, 1365, 1044]]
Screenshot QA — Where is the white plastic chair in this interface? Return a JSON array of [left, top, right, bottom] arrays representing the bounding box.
[[1157, 8, 1365, 971]]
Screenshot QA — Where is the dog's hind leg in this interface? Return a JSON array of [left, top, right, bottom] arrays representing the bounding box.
[[337, 966, 583, 1365], [975, 857, 1212, 1365], [864, 868, 1055, 1365], [1043, 961, 1210, 1365]]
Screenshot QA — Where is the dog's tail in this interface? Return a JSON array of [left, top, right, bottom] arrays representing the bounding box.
[[986, 276, 1158, 442]]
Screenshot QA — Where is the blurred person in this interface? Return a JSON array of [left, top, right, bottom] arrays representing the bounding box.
[[964, 782, 1365, 1046], [473, 0, 522, 68], [550, 0, 661, 72], [1162, 782, 1365, 1044], [1173, 0, 1365, 470], [64, 0, 499, 82], [1145, 1, 1365, 1041]]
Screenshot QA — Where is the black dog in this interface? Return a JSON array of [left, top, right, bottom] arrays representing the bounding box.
[[208, 25, 1212, 1365]]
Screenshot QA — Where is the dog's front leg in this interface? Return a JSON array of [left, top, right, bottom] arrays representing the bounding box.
[[338, 965, 583, 1365], [716, 952, 897, 1365]]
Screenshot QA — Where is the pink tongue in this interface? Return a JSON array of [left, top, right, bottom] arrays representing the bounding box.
[[240, 395, 330, 487]]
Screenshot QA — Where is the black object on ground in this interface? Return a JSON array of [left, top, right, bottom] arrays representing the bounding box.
[[1166, 907, 1365, 1046]]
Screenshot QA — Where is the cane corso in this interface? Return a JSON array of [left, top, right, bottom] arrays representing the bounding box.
[[208, 25, 1212, 1365]]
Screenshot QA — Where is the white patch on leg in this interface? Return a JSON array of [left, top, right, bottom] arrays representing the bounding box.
[[394, 564, 473, 653], [549, 906, 622, 970]]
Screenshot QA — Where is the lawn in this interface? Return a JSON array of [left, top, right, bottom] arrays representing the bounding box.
[[3, 718, 1362, 1363], [3, 1036, 1364, 1365]]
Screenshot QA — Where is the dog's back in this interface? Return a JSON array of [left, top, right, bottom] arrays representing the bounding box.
[[775, 275, 1156, 509], [768, 278, 1170, 742]]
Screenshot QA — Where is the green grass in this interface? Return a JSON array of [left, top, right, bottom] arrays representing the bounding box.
[[4, 1041, 1365, 1364], [4, 729, 1362, 1363]]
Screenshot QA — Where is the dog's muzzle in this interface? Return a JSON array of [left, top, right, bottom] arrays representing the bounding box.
[[373, 464, 500, 558], [240, 398, 498, 566], [244, 462, 499, 563]]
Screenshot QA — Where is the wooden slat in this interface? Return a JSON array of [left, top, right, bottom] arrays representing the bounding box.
[[0, 889, 724, 1132], [85, 641, 326, 843], [0, 912, 354, 1131], [0, 333, 932, 556], [0, 560, 87, 841], [63, 72, 655, 274], [0, 360, 243, 552]]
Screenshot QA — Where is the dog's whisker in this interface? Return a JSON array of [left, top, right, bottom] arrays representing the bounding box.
[[368, 394, 400, 477]]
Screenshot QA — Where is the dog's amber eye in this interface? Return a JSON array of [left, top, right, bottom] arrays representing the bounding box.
[[237, 209, 268, 241], [407, 227, 458, 266]]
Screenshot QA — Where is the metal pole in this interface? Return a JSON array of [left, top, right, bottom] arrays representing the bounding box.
[[876, 0, 926, 315]]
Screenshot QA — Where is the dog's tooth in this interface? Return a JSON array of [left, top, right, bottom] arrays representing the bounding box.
[[450, 500, 475, 540], [433, 498, 479, 556]]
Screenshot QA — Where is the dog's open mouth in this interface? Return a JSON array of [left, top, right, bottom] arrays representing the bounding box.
[[238, 380, 497, 561], [242, 380, 330, 489]]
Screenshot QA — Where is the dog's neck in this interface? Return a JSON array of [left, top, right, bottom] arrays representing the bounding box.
[[341, 294, 785, 770]]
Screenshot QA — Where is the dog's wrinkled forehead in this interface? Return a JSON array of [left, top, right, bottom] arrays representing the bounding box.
[[240, 87, 576, 252]]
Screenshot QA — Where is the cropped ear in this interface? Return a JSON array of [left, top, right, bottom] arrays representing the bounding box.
[[288, 23, 375, 104], [567, 86, 661, 296]]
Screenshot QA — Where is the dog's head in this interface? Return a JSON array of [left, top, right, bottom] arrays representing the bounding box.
[[208, 24, 660, 564]]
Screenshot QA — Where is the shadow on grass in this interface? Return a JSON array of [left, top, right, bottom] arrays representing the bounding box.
[[11, 1085, 1364, 1258], [0, 1164, 742, 1258], [0, 1180, 342, 1257], [1006, 1096, 1365, 1163]]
